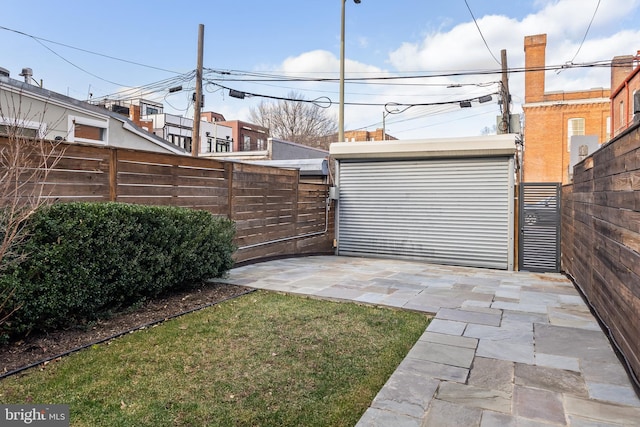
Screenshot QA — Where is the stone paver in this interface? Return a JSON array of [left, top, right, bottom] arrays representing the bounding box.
[[419, 331, 478, 349], [223, 256, 640, 426], [467, 357, 514, 394], [514, 363, 588, 396], [514, 386, 566, 424], [423, 399, 482, 427], [406, 341, 475, 368], [370, 370, 439, 418], [436, 382, 511, 413]]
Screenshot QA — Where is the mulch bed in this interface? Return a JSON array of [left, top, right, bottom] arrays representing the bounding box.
[[0, 282, 251, 377]]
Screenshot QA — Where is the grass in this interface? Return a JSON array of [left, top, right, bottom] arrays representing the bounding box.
[[0, 290, 430, 427]]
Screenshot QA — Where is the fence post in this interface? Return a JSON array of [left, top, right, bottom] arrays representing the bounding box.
[[293, 172, 300, 235], [225, 162, 234, 220], [109, 148, 118, 202]]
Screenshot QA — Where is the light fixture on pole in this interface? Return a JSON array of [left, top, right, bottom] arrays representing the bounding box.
[[382, 106, 399, 141], [339, 0, 361, 143]]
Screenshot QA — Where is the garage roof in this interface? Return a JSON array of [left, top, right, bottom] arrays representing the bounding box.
[[329, 134, 517, 160]]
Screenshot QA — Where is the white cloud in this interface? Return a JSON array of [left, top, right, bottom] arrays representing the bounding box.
[[247, 1, 640, 139]]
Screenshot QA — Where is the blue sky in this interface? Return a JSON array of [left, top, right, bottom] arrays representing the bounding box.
[[2, 0, 640, 139]]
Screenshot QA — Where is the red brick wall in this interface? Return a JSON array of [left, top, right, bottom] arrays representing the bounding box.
[[611, 64, 640, 137], [523, 102, 610, 183], [344, 128, 396, 142], [523, 34, 611, 184]]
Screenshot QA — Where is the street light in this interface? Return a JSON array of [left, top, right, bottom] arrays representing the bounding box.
[[339, 0, 361, 143], [382, 108, 398, 141]]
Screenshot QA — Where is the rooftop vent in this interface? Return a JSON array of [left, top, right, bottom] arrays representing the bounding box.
[[0, 67, 9, 77], [19, 67, 33, 84]]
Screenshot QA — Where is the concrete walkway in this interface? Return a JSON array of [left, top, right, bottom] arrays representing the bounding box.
[[223, 256, 640, 426]]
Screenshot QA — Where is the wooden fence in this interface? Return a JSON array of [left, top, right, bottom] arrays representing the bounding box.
[[561, 125, 640, 384], [1, 137, 334, 263]]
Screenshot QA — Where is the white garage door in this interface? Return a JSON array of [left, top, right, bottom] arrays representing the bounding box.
[[337, 157, 514, 270]]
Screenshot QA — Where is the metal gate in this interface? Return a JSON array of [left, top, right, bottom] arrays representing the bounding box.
[[519, 183, 561, 272]]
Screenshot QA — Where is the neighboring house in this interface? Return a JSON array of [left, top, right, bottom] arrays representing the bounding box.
[[216, 120, 269, 152], [0, 71, 186, 155], [522, 34, 611, 184], [242, 138, 330, 183], [96, 98, 162, 135], [343, 128, 397, 142], [610, 55, 640, 137], [144, 112, 234, 154]]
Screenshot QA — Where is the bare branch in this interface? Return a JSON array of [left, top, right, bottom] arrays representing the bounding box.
[[0, 89, 68, 328]]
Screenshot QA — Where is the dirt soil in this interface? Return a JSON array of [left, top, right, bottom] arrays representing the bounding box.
[[0, 282, 251, 377]]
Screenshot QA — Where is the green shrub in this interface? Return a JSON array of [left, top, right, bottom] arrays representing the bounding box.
[[0, 202, 236, 338]]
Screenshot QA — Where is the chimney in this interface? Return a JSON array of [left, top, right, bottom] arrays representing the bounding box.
[[131, 104, 141, 126], [524, 34, 547, 103], [611, 55, 635, 92]]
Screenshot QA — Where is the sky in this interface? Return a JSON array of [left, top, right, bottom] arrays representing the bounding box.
[[2, 0, 640, 140]]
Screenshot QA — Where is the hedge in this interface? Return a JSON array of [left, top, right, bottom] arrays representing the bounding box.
[[0, 202, 236, 339]]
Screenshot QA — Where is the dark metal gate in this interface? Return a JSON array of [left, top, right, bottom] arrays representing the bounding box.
[[519, 183, 561, 272]]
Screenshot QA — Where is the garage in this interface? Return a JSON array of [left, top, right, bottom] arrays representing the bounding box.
[[329, 135, 517, 270]]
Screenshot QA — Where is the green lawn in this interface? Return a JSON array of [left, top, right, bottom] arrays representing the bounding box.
[[0, 290, 429, 427]]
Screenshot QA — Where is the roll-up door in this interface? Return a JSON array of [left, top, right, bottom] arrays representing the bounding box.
[[336, 157, 514, 270]]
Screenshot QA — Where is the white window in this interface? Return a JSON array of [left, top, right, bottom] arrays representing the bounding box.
[[243, 135, 251, 151], [606, 116, 611, 141], [68, 115, 108, 144], [257, 138, 265, 151], [567, 118, 585, 151], [0, 117, 47, 139]]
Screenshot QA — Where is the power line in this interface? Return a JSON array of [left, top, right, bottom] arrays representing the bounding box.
[[0, 25, 182, 74], [206, 79, 498, 110], [463, 0, 501, 66], [29, 36, 127, 87], [205, 61, 617, 84], [569, 0, 602, 63]]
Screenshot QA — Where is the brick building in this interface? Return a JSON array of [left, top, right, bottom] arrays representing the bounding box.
[[216, 119, 269, 152], [343, 128, 397, 142], [610, 55, 640, 137], [523, 34, 610, 184]]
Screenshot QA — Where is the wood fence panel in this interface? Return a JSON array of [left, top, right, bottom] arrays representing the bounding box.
[[561, 125, 640, 385], [0, 137, 334, 265]]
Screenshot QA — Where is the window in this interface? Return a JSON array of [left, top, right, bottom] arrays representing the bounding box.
[[567, 118, 585, 151], [0, 124, 38, 138], [74, 123, 104, 141], [620, 101, 625, 128], [243, 135, 251, 151], [0, 117, 46, 139], [257, 138, 265, 151], [69, 116, 108, 144], [606, 116, 611, 141], [207, 137, 213, 152], [216, 139, 230, 152]]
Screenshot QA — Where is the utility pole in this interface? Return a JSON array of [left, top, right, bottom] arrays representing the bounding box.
[[192, 24, 204, 156], [500, 48, 511, 134], [339, 0, 346, 143]]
